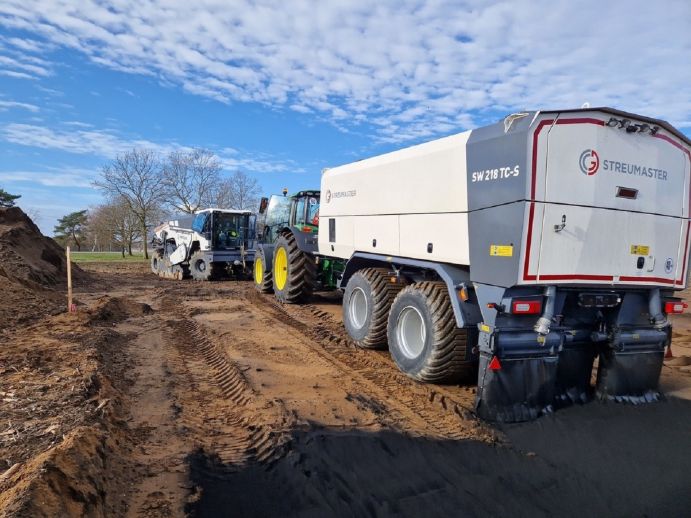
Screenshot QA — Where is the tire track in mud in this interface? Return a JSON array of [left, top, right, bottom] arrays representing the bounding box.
[[160, 295, 292, 469], [246, 290, 497, 442]]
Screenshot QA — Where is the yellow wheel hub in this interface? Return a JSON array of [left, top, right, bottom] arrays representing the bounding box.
[[254, 257, 263, 285], [274, 246, 288, 290]]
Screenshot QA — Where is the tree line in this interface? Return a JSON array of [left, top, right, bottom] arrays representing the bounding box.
[[43, 147, 260, 258]]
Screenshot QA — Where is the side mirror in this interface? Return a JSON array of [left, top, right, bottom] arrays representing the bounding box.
[[259, 197, 269, 214]]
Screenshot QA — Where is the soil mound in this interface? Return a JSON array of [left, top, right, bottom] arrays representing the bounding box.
[[0, 207, 88, 332], [0, 310, 129, 517], [0, 207, 86, 286]]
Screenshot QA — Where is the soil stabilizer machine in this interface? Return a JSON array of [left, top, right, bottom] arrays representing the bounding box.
[[256, 108, 691, 422], [152, 208, 256, 280]]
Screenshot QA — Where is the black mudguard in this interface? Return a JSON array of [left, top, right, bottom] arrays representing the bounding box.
[[476, 352, 558, 422]]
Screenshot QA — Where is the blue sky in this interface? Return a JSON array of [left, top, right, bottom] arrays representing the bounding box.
[[0, 0, 690, 235]]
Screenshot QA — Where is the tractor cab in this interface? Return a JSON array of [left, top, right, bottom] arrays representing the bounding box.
[[258, 190, 320, 251]]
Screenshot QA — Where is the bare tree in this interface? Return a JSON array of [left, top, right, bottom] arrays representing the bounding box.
[[161, 148, 221, 213], [213, 171, 261, 211], [89, 198, 141, 256], [95, 149, 163, 259], [22, 206, 42, 224]]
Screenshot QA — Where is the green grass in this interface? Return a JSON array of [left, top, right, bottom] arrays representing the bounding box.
[[70, 251, 149, 263]]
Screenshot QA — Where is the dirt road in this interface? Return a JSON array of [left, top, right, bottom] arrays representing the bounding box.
[[2, 262, 691, 517]]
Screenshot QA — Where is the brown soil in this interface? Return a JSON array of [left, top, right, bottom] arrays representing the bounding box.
[[1, 253, 690, 516], [0, 207, 88, 334]]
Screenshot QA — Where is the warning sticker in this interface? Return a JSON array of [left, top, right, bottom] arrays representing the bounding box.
[[490, 245, 514, 257], [630, 245, 650, 255]]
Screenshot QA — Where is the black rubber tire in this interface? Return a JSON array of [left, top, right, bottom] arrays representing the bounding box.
[[387, 281, 473, 384], [253, 249, 273, 293], [189, 251, 214, 281], [343, 268, 404, 349], [151, 252, 165, 274], [272, 232, 316, 303]]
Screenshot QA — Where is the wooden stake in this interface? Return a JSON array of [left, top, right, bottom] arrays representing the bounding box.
[[66, 246, 74, 313]]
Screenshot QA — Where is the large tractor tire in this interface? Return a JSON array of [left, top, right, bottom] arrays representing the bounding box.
[[387, 281, 473, 384], [272, 232, 316, 303], [342, 268, 404, 349], [189, 251, 215, 281], [253, 249, 273, 293]]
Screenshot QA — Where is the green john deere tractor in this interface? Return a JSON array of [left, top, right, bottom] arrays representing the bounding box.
[[253, 189, 343, 303]]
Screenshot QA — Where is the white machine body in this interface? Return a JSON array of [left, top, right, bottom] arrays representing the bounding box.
[[319, 109, 691, 289]]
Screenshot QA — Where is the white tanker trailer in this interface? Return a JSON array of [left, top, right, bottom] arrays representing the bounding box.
[[256, 108, 691, 422]]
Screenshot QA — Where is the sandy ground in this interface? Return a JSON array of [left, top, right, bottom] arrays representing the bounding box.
[[1, 261, 690, 517]]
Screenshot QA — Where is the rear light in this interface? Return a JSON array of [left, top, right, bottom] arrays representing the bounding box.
[[664, 301, 688, 314], [511, 300, 542, 315]]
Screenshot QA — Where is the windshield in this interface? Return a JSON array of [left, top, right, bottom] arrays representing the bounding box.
[[213, 212, 250, 249], [296, 196, 319, 226], [191, 212, 209, 233], [265, 195, 291, 227], [307, 197, 319, 226], [261, 195, 292, 243]]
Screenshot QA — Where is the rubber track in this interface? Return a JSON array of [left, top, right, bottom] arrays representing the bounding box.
[[275, 232, 317, 303], [352, 268, 404, 349]]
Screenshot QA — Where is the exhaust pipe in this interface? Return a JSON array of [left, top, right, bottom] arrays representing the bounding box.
[[534, 286, 557, 336]]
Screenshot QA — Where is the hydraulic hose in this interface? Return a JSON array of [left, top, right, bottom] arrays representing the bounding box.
[[534, 285, 557, 336], [648, 288, 668, 329]]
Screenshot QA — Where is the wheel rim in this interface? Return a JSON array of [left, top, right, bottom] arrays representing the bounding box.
[[274, 247, 288, 290], [348, 287, 368, 329], [152, 258, 158, 270], [397, 306, 426, 359], [254, 257, 264, 285], [196, 259, 206, 273]]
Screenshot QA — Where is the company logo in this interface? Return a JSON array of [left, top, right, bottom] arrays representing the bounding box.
[[579, 149, 600, 176], [325, 189, 356, 202], [665, 257, 674, 274]]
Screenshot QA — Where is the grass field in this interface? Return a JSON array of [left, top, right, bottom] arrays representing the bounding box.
[[70, 251, 149, 263]]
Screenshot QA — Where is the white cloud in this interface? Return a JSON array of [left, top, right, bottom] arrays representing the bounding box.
[[0, 1, 689, 142], [0, 100, 39, 112], [0, 122, 301, 174], [0, 69, 34, 80], [1, 123, 167, 157], [0, 55, 49, 76], [0, 34, 53, 79], [219, 148, 304, 174], [0, 168, 96, 188], [2, 36, 54, 53]]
